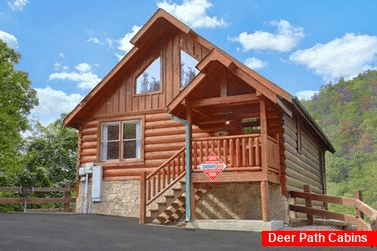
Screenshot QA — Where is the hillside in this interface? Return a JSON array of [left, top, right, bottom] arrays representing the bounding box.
[[302, 70, 377, 213]]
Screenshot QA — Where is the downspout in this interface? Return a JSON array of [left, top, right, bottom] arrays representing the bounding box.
[[170, 114, 191, 222]]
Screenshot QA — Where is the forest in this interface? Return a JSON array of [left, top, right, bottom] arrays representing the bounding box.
[[303, 70, 377, 213]]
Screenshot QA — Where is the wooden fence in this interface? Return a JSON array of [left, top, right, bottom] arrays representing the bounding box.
[[0, 182, 76, 212], [289, 184, 377, 230]]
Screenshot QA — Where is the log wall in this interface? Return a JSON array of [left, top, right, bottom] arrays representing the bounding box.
[[78, 112, 214, 180], [282, 114, 324, 194]]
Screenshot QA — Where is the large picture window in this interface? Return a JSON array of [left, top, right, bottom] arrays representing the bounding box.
[[180, 50, 199, 88], [101, 120, 142, 161], [136, 57, 161, 94]]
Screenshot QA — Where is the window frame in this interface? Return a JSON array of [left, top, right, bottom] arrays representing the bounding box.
[[121, 120, 142, 160], [179, 49, 199, 89], [100, 121, 121, 161], [99, 116, 144, 164], [296, 119, 303, 154], [134, 54, 163, 96]]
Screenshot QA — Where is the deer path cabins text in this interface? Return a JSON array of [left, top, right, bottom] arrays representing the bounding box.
[[64, 9, 334, 228]]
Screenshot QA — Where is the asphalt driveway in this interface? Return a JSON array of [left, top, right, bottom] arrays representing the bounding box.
[[0, 213, 371, 251]]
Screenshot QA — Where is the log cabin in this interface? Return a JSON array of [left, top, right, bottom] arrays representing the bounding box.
[[64, 9, 335, 229]]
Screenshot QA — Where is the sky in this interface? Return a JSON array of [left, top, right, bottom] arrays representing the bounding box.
[[1, 0, 377, 125]]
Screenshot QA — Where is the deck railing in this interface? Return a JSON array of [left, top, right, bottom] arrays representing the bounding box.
[[192, 134, 262, 170]]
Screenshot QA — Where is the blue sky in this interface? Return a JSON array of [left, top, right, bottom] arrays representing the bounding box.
[[1, 0, 377, 125]]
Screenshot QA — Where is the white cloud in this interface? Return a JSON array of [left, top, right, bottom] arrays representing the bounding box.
[[231, 20, 304, 52], [76, 63, 92, 72], [0, 30, 18, 49], [87, 36, 101, 44], [8, 0, 28, 11], [296, 90, 318, 100], [244, 57, 267, 69], [31, 87, 83, 125], [289, 33, 377, 82], [117, 25, 141, 59], [157, 0, 228, 29], [49, 63, 101, 90]]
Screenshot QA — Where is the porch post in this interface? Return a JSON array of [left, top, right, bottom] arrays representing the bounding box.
[[260, 95, 270, 221], [261, 180, 270, 221], [185, 101, 193, 222]]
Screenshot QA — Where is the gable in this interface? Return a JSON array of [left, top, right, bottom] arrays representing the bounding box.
[[64, 8, 334, 153], [66, 30, 210, 125]]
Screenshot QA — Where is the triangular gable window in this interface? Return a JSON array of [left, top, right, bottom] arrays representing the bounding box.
[[181, 50, 199, 88], [136, 57, 161, 94]]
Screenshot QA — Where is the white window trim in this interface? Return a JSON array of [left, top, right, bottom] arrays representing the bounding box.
[[121, 120, 142, 160], [100, 119, 143, 162], [101, 122, 120, 161]]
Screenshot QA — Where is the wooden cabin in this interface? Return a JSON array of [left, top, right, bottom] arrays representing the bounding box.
[[64, 9, 334, 228]]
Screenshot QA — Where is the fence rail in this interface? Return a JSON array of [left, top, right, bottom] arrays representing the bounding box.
[[0, 182, 76, 212], [289, 185, 377, 230]]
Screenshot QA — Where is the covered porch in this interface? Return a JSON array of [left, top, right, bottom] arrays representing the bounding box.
[[168, 88, 286, 222]]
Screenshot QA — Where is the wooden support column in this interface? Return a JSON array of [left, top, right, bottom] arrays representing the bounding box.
[[261, 180, 270, 222], [185, 100, 193, 222], [140, 171, 147, 224], [260, 96, 270, 222], [259, 96, 268, 177]]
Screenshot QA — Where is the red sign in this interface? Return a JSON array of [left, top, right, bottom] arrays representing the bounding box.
[[198, 153, 227, 180], [262, 230, 377, 247]]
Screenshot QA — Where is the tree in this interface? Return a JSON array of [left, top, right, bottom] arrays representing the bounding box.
[[15, 115, 78, 187], [0, 39, 38, 186]]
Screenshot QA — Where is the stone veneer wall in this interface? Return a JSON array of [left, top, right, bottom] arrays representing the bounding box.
[[195, 183, 289, 222], [76, 178, 140, 217]]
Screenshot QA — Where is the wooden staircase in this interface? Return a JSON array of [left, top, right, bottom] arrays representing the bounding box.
[[141, 146, 199, 224], [145, 181, 206, 224]]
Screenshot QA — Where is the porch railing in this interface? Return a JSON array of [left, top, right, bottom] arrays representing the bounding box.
[[192, 134, 262, 170]]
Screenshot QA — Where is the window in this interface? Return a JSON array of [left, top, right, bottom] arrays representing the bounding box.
[[180, 50, 199, 88], [241, 118, 261, 134], [101, 122, 120, 160], [122, 120, 142, 159], [101, 120, 142, 161], [136, 57, 161, 94], [296, 120, 303, 154]]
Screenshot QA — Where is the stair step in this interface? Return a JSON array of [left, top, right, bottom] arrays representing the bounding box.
[[172, 187, 184, 192]]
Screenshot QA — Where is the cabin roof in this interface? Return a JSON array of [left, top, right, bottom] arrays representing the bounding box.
[[63, 8, 335, 153]]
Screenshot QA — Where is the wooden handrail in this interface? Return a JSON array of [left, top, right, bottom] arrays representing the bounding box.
[[146, 147, 185, 179], [289, 185, 377, 230], [144, 146, 186, 206], [194, 134, 260, 141]]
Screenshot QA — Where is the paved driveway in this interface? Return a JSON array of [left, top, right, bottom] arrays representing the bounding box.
[[0, 213, 370, 251]]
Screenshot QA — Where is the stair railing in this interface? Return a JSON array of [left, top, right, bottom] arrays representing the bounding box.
[[140, 146, 186, 223]]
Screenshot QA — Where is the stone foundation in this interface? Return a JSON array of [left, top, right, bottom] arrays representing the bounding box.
[[195, 183, 288, 222], [77, 177, 289, 223], [77, 178, 140, 217]]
